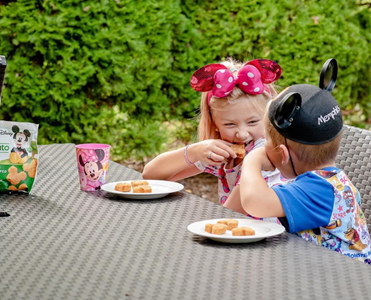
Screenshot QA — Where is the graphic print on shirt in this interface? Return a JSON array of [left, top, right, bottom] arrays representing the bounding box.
[[343, 186, 355, 213], [297, 169, 371, 264]]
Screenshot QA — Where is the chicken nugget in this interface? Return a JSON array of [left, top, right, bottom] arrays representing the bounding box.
[[231, 227, 244, 236], [18, 183, 28, 190], [115, 182, 131, 192], [211, 224, 227, 235], [133, 185, 152, 193], [227, 219, 239, 230], [241, 227, 255, 236], [230, 144, 245, 159], [131, 180, 149, 188], [217, 220, 228, 225], [205, 224, 214, 234]]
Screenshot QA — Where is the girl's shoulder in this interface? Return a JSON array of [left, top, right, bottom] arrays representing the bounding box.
[[248, 137, 266, 153]]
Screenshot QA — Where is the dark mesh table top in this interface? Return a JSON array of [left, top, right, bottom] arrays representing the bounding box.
[[1, 144, 371, 300]]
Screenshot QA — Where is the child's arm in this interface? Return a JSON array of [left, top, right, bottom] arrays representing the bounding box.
[[239, 147, 285, 218], [142, 147, 201, 181], [142, 140, 236, 181], [223, 186, 248, 215]]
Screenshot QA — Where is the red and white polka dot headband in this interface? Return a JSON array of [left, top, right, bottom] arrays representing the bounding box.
[[190, 59, 282, 105]]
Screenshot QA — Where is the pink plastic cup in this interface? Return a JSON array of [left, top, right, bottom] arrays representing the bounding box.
[[75, 144, 111, 191]]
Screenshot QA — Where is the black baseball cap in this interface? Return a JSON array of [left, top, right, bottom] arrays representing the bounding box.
[[268, 59, 343, 145]]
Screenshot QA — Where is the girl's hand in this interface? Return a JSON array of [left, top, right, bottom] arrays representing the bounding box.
[[188, 140, 237, 167]]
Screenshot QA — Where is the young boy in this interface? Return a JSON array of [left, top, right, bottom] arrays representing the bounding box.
[[227, 83, 371, 264]]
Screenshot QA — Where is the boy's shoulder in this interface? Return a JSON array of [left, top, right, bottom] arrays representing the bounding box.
[[274, 167, 347, 198], [297, 167, 343, 182], [294, 167, 351, 189], [312, 167, 341, 177], [310, 168, 351, 188], [291, 168, 361, 206]]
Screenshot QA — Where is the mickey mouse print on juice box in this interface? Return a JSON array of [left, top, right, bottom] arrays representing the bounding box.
[[0, 121, 39, 193]]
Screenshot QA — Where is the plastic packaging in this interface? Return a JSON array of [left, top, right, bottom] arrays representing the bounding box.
[[0, 121, 39, 193]]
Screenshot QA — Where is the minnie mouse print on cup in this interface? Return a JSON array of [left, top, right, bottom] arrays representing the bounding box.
[[75, 144, 110, 191]]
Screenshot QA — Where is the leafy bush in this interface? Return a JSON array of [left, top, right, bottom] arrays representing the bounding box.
[[0, 0, 370, 160], [179, 0, 371, 121], [0, 0, 193, 159]]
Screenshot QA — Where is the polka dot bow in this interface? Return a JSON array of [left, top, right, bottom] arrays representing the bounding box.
[[190, 59, 282, 99], [79, 150, 100, 165]]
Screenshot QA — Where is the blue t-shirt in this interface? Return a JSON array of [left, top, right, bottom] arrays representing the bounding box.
[[272, 167, 371, 264]]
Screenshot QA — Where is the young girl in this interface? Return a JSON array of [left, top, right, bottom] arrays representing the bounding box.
[[142, 58, 287, 205]]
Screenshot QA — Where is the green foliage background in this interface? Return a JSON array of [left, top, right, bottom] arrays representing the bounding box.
[[0, 0, 370, 160]]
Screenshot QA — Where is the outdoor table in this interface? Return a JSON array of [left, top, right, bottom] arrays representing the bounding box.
[[1, 143, 371, 300]]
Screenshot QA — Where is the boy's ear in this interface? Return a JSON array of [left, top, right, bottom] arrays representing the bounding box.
[[278, 144, 291, 165]]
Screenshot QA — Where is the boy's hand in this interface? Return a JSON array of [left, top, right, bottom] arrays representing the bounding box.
[[243, 147, 275, 172], [189, 140, 237, 166]]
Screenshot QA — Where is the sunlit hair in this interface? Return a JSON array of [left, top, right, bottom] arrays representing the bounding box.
[[264, 109, 343, 166], [197, 58, 278, 141]]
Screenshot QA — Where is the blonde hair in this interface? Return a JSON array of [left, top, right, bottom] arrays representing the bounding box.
[[197, 58, 278, 141], [264, 112, 343, 166]]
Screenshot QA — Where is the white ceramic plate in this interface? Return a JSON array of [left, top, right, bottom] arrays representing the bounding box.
[[187, 218, 285, 243], [101, 180, 184, 200]]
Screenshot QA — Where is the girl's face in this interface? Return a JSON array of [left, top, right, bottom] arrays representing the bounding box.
[[212, 100, 265, 148]]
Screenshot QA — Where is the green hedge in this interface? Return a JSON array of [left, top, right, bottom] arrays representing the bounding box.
[[0, 0, 370, 160]]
